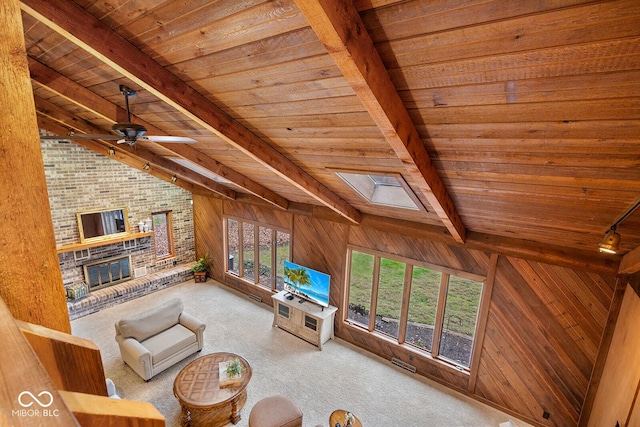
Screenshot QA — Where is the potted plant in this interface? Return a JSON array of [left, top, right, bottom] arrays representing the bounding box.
[[219, 357, 245, 387], [225, 358, 245, 378], [191, 252, 211, 283], [344, 412, 355, 427]]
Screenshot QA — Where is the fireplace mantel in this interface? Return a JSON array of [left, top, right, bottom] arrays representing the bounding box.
[[56, 231, 154, 254]]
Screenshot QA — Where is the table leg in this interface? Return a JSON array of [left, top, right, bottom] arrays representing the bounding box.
[[231, 396, 241, 424], [180, 405, 191, 427], [272, 306, 277, 327]]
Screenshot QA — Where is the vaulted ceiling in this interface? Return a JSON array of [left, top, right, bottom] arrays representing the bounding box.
[[19, 0, 640, 266]]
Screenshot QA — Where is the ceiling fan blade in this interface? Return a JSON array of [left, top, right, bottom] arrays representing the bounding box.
[[40, 87, 197, 146], [141, 135, 197, 143], [40, 134, 121, 141]]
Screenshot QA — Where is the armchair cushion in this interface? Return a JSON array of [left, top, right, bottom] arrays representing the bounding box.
[[117, 298, 183, 341], [142, 324, 197, 365]]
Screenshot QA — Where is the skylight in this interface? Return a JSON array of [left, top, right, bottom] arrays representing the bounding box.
[[169, 157, 232, 184], [335, 171, 423, 211]]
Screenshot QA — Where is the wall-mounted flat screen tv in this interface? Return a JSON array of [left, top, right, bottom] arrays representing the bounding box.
[[283, 260, 330, 308]]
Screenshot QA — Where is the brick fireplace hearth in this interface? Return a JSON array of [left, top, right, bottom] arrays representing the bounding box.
[[67, 263, 193, 320]]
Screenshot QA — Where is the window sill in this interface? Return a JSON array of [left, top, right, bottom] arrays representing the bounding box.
[[343, 320, 471, 377], [224, 271, 279, 292], [399, 342, 470, 375]]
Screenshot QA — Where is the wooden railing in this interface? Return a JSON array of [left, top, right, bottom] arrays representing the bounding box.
[[1, 297, 165, 426], [18, 320, 108, 396]]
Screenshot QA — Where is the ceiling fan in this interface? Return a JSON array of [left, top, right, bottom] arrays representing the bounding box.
[[40, 85, 196, 146]]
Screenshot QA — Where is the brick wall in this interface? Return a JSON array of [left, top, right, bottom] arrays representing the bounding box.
[[40, 139, 195, 288]]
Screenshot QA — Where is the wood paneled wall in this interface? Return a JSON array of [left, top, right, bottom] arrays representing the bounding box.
[[193, 195, 225, 282], [223, 200, 293, 230], [292, 215, 348, 311], [193, 196, 619, 427], [476, 257, 616, 426], [588, 279, 640, 427]]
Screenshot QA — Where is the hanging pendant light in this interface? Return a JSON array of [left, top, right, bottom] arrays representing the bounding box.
[[598, 227, 621, 254], [598, 198, 640, 254]]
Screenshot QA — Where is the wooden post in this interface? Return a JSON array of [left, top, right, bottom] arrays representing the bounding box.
[[0, 297, 79, 426], [0, 0, 70, 332], [18, 320, 108, 396], [58, 391, 165, 427]]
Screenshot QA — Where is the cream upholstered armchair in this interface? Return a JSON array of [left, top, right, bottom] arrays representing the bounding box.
[[115, 298, 205, 381]]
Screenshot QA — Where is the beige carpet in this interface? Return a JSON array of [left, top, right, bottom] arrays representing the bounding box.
[[71, 279, 530, 427]]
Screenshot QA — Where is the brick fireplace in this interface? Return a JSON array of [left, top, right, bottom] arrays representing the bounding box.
[[40, 137, 197, 317], [84, 255, 132, 290]]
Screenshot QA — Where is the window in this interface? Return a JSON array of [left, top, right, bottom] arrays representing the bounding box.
[[375, 257, 405, 339], [227, 219, 240, 275], [258, 227, 273, 287], [152, 211, 174, 259], [242, 222, 255, 280], [224, 217, 290, 292], [336, 171, 424, 210], [406, 266, 441, 352], [347, 251, 374, 327], [275, 231, 290, 291], [346, 248, 485, 370], [438, 275, 483, 367]]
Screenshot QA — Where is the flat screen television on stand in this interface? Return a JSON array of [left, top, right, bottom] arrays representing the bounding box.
[[283, 260, 330, 308]]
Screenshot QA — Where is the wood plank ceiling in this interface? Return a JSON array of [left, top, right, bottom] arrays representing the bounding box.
[[18, 0, 640, 261]]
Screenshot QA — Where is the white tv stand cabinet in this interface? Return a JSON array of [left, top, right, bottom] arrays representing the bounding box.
[[271, 290, 337, 350]]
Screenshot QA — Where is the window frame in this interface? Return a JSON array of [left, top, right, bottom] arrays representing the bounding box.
[[333, 169, 426, 211], [223, 216, 291, 292], [344, 245, 487, 372], [151, 210, 175, 260]]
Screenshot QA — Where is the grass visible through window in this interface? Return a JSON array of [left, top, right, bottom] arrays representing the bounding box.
[[406, 266, 440, 351], [347, 249, 483, 368], [374, 257, 405, 338]]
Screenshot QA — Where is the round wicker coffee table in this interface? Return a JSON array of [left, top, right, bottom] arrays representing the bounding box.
[[173, 352, 252, 427]]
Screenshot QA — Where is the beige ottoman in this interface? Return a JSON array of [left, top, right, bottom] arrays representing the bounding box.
[[248, 395, 303, 427]]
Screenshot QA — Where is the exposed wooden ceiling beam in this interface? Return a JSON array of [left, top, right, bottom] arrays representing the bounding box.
[[33, 96, 119, 141], [294, 0, 466, 242], [619, 246, 640, 274], [27, 57, 288, 210], [353, 0, 404, 11], [20, 0, 361, 224]]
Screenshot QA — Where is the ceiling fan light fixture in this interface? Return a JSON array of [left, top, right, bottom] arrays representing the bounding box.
[[40, 85, 196, 145], [598, 228, 621, 254], [112, 122, 147, 138]]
